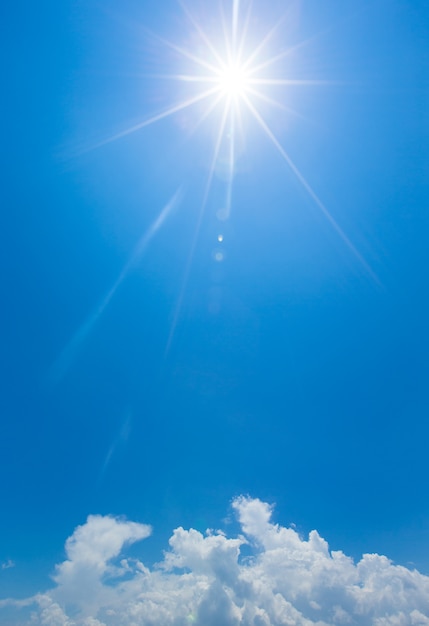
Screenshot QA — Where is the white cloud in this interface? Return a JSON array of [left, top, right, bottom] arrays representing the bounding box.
[[1, 559, 15, 570], [1, 498, 429, 625]]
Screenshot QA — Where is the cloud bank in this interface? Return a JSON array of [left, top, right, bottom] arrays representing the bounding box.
[[2, 497, 429, 625]]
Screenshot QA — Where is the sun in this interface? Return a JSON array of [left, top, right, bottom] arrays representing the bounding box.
[[94, 1, 376, 314], [100, 2, 310, 163], [216, 62, 250, 99], [80, 1, 377, 355]]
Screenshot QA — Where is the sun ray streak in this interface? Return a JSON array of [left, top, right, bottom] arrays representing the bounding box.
[[248, 34, 323, 76], [250, 16, 359, 77], [225, 104, 236, 219], [246, 86, 305, 119], [155, 74, 221, 83], [237, 0, 253, 63], [152, 30, 221, 75], [49, 190, 182, 383], [220, 3, 229, 55], [220, 2, 233, 65], [243, 95, 380, 283], [179, 0, 226, 68], [187, 91, 226, 137], [242, 13, 287, 71], [248, 79, 332, 86], [88, 87, 220, 152], [232, 0, 240, 53], [166, 101, 231, 353]]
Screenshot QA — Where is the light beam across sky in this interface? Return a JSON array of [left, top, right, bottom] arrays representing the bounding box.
[[89, 0, 371, 281], [86, 0, 378, 351], [49, 188, 182, 381]]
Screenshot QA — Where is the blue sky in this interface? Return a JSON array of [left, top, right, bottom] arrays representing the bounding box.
[[1, 0, 429, 619]]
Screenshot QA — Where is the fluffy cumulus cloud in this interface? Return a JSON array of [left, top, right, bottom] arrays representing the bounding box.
[[2, 498, 429, 625]]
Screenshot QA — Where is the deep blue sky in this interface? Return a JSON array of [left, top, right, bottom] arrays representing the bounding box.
[[1, 0, 429, 599]]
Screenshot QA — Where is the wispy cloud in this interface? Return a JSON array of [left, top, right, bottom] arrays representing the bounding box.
[[1, 560, 15, 570], [2, 498, 429, 625]]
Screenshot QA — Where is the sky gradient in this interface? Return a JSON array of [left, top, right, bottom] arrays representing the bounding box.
[[1, 0, 429, 623]]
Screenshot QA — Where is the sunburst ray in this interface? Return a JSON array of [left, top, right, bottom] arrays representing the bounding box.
[[242, 93, 379, 283], [166, 99, 231, 353], [71, 0, 379, 362], [88, 87, 219, 153]]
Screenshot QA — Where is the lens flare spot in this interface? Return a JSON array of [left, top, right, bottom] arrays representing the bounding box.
[[214, 249, 225, 262]]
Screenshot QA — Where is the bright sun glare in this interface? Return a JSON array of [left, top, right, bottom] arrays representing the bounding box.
[[55, 1, 377, 380], [216, 63, 250, 98], [94, 0, 377, 351], [103, 0, 320, 187]]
